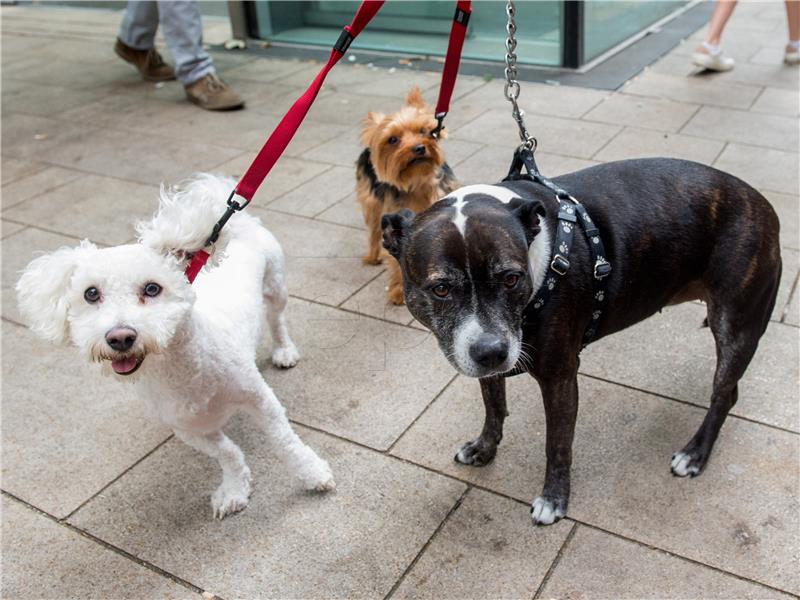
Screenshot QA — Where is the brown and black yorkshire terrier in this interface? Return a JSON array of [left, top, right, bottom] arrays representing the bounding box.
[[356, 87, 459, 305]]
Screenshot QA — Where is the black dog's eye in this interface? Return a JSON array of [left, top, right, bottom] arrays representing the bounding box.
[[387, 136, 399, 145], [84, 287, 101, 303], [504, 273, 520, 289], [143, 282, 162, 297], [432, 284, 451, 298]]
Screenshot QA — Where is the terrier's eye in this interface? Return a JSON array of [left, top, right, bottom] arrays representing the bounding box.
[[84, 287, 101, 303], [504, 273, 520, 289], [419, 128, 426, 134], [432, 284, 451, 298], [387, 136, 399, 145], [143, 282, 162, 297]]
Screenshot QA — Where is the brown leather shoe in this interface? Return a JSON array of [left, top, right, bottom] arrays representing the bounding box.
[[184, 73, 245, 111], [114, 38, 175, 82]]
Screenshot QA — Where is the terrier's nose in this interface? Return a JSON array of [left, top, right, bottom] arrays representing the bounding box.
[[469, 334, 509, 369], [106, 327, 137, 352], [413, 144, 426, 156]]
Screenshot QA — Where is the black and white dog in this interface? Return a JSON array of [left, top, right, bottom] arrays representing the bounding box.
[[381, 158, 781, 525]]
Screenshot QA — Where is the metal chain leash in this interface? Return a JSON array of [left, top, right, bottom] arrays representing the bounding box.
[[503, 0, 537, 152]]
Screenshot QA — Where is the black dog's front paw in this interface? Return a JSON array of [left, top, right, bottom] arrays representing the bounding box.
[[530, 495, 567, 526], [454, 438, 498, 466], [670, 447, 709, 477]]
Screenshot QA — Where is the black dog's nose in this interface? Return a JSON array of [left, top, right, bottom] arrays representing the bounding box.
[[106, 327, 137, 352], [469, 334, 509, 369], [413, 144, 426, 156]]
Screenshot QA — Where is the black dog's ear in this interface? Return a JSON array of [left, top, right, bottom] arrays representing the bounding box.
[[508, 197, 546, 244], [381, 209, 414, 259]]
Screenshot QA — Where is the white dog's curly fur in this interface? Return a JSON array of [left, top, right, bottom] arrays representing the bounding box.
[[16, 174, 335, 519]]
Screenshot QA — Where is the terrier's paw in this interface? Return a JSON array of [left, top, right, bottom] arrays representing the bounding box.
[[272, 344, 300, 369], [530, 496, 566, 526], [363, 255, 382, 266], [671, 450, 706, 477], [300, 457, 336, 493], [454, 438, 497, 466], [211, 468, 252, 520], [386, 285, 404, 305]]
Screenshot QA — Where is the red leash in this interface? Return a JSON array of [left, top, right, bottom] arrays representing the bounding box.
[[186, 0, 471, 283]]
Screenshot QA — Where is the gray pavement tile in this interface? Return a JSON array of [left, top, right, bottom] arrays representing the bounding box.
[[452, 109, 621, 159], [540, 525, 795, 600], [751, 86, 800, 116], [2, 174, 159, 246], [763, 190, 799, 250], [593, 127, 724, 164], [749, 46, 792, 66], [714, 143, 799, 196], [337, 66, 442, 98], [302, 125, 363, 167], [225, 56, 321, 84], [392, 489, 572, 600], [1, 157, 49, 186], [682, 106, 798, 152], [1, 321, 171, 518], [668, 38, 768, 64], [250, 208, 383, 307], [1, 112, 92, 161], [583, 94, 700, 133], [1, 219, 26, 240], [2, 227, 84, 324], [621, 70, 762, 110], [786, 282, 800, 327], [306, 90, 410, 126], [315, 193, 366, 230], [692, 63, 799, 92], [1, 497, 193, 600], [1, 37, 118, 66], [0, 166, 82, 211], [775, 249, 799, 322], [36, 127, 242, 186], [261, 298, 452, 449], [439, 137, 485, 169], [268, 165, 355, 217], [69, 424, 466, 600], [391, 374, 800, 594], [580, 303, 799, 432], [1, 79, 103, 117], [340, 269, 415, 326], [1, 57, 141, 91]]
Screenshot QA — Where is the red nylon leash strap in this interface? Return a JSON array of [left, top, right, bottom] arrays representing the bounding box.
[[433, 0, 472, 136]]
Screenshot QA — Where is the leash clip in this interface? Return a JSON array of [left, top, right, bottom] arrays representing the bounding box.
[[205, 189, 251, 246], [431, 112, 446, 139]]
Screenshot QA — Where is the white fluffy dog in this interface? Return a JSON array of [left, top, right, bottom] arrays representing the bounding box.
[[16, 174, 335, 519]]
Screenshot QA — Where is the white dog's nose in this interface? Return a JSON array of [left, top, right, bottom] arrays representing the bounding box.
[[105, 327, 137, 352]]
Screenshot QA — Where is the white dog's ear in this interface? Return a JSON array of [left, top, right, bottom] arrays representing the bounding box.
[[16, 240, 97, 345]]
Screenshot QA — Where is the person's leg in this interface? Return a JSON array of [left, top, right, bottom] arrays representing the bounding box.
[[704, 0, 737, 46], [786, 0, 800, 63], [118, 0, 158, 50], [155, 0, 213, 85], [692, 0, 737, 71]]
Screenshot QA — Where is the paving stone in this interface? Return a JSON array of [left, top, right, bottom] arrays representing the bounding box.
[[225, 56, 321, 84], [392, 489, 572, 600], [1, 497, 192, 600], [693, 62, 800, 91], [583, 94, 700, 133], [1, 157, 49, 186], [786, 282, 800, 327], [1, 321, 171, 518], [714, 143, 799, 196], [580, 303, 799, 431], [340, 269, 415, 326], [3, 175, 158, 246], [1, 79, 102, 117], [0, 166, 82, 211], [621, 70, 762, 110], [305, 91, 409, 126], [268, 165, 355, 217], [315, 192, 366, 230], [763, 190, 799, 250], [391, 374, 800, 593], [774, 249, 800, 323], [2, 227, 83, 324], [1, 219, 26, 240], [303, 125, 363, 167], [751, 86, 800, 117], [1, 112, 91, 161], [682, 106, 798, 152], [540, 525, 795, 600], [593, 127, 724, 164], [1, 57, 140, 91], [452, 109, 621, 158], [261, 298, 452, 449], [749, 46, 791, 66], [69, 425, 466, 599]]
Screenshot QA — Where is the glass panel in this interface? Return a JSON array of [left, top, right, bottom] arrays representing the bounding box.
[[583, 1, 684, 62], [253, 1, 561, 67]]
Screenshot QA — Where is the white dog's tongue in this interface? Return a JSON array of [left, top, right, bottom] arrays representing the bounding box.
[[112, 356, 138, 374]]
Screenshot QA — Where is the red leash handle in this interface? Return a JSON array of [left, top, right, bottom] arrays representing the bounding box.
[[434, 1, 471, 129]]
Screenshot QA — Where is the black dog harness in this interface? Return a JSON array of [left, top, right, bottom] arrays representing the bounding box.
[[504, 147, 612, 347]]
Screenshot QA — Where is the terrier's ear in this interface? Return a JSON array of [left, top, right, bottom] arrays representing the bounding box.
[[508, 197, 546, 245], [360, 111, 386, 145], [16, 240, 97, 345], [381, 209, 414, 259], [405, 86, 426, 109]]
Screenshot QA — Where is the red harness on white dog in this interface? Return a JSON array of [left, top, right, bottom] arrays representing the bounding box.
[[185, 0, 471, 283]]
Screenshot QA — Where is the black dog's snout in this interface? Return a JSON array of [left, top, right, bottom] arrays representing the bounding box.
[[106, 327, 137, 352], [469, 334, 509, 369], [413, 144, 426, 156]]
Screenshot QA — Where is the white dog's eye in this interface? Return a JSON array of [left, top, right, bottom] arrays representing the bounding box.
[[143, 282, 162, 298], [84, 287, 101, 303]]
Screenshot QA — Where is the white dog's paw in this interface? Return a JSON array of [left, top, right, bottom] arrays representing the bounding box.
[[530, 496, 566, 526], [671, 451, 702, 477], [272, 343, 300, 369], [300, 457, 336, 492], [211, 469, 252, 520]]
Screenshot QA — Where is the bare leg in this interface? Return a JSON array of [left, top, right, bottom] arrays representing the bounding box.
[[174, 429, 252, 519], [786, 0, 800, 54], [703, 0, 737, 47], [454, 376, 508, 466]]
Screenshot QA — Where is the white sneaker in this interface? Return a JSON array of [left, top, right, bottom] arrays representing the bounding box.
[[785, 50, 800, 65], [692, 51, 735, 72]]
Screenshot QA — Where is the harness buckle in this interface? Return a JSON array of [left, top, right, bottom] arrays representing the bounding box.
[[550, 254, 570, 276], [594, 258, 612, 280]]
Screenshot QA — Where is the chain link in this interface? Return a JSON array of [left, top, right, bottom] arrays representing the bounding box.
[[503, 0, 536, 152]]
